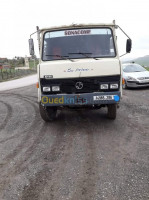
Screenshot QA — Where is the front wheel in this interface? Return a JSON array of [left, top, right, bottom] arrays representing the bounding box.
[[107, 104, 117, 120], [39, 103, 57, 122]]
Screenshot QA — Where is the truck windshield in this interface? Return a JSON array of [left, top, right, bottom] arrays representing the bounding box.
[[42, 28, 116, 61]]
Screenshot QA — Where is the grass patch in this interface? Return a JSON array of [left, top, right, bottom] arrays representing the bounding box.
[[29, 60, 39, 69], [0, 68, 36, 82]]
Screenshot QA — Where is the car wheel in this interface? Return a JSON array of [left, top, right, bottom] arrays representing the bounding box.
[[39, 103, 57, 122], [107, 104, 117, 120]]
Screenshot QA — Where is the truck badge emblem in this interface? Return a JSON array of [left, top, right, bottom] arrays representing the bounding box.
[[75, 82, 83, 89]]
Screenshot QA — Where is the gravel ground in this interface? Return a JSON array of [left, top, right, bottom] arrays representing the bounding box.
[[0, 85, 149, 200]]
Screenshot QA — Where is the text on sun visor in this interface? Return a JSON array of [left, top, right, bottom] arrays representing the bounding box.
[[48, 29, 112, 38], [65, 29, 91, 36]]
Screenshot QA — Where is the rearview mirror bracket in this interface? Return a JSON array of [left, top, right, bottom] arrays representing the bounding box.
[[117, 25, 132, 57]]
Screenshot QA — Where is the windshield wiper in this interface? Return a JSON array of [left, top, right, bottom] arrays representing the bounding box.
[[46, 54, 74, 62], [68, 52, 98, 60]]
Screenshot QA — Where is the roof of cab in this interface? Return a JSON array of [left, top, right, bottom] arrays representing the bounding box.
[[39, 22, 116, 32]]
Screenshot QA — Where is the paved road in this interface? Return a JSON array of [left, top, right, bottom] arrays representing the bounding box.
[[0, 75, 37, 91], [0, 86, 149, 200]]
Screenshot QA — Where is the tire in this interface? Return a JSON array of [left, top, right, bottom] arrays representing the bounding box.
[[39, 103, 57, 122], [107, 104, 117, 120]]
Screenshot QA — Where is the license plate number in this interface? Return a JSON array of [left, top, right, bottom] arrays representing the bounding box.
[[93, 95, 114, 101]]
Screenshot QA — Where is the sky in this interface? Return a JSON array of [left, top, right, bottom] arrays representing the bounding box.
[[0, 0, 149, 59]]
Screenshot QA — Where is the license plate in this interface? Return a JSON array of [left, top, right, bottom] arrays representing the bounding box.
[[93, 95, 114, 101]]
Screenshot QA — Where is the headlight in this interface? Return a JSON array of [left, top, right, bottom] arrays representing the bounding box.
[[100, 84, 109, 90], [110, 83, 118, 89], [127, 76, 137, 81], [52, 86, 60, 91], [43, 87, 51, 92]]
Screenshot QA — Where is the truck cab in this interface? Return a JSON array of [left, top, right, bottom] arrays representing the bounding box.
[[29, 21, 132, 121]]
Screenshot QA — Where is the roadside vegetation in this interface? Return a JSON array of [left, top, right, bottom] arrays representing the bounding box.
[[0, 57, 38, 82], [29, 59, 39, 69], [0, 68, 36, 82]]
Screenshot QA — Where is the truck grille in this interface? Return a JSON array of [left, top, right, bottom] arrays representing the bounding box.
[[40, 75, 120, 94]]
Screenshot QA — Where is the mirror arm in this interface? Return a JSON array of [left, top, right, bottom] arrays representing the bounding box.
[[30, 27, 40, 51], [30, 31, 37, 39], [36, 26, 40, 51], [119, 53, 127, 58], [116, 25, 131, 39], [116, 25, 132, 57]]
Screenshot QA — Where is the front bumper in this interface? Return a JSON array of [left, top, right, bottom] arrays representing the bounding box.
[[127, 81, 149, 88], [41, 91, 120, 107]]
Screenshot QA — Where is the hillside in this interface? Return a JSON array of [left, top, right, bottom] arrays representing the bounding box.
[[122, 55, 149, 66]]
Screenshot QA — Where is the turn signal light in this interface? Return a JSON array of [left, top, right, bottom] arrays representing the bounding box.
[[36, 82, 39, 88], [122, 78, 125, 85]]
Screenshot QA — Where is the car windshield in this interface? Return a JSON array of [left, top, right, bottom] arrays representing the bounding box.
[[123, 64, 146, 72], [42, 28, 116, 61]]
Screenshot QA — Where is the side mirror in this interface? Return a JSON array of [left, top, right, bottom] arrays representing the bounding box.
[[126, 39, 132, 53], [29, 38, 35, 55]]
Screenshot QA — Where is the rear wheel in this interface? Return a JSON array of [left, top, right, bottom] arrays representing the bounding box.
[[107, 104, 117, 120], [39, 103, 57, 122]]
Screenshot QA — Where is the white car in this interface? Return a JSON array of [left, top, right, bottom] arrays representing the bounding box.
[[122, 63, 149, 88]]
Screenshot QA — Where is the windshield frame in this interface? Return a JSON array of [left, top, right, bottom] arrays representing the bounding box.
[[41, 27, 117, 61]]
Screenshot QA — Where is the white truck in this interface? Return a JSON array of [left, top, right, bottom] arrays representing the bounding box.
[[29, 21, 132, 121]]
